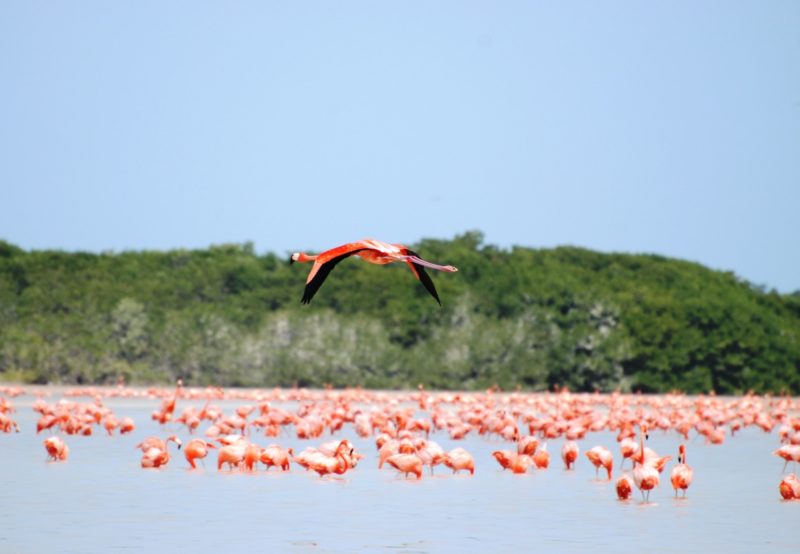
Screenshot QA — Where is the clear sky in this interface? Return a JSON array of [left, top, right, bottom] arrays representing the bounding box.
[[1, 1, 798, 292]]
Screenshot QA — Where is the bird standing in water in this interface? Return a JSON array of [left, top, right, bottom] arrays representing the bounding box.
[[670, 444, 693, 498], [290, 239, 458, 305]]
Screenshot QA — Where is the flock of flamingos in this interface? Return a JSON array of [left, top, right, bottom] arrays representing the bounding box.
[[2, 382, 800, 502]]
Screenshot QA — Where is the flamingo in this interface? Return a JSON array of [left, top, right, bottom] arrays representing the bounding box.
[[302, 440, 355, 477], [779, 473, 800, 500], [140, 436, 182, 468], [217, 442, 248, 470], [43, 436, 69, 461], [414, 438, 445, 475], [119, 417, 135, 434], [561, 441, 579, 470], [516, 435, 539, 456], [616, 474, 634, 500], [492, 450, 517, 471], [492, 450, 533, 474], [670, 444, 693, 498], [774, 445, 800, 472], [243, 443, 263, 471], [632, 425, 659, 502], [442, 447, 475, 475], [184, 438, 216, 469], [290, 239, 458, 305], [384, 453, 423, 479], [619, 437, 638, 469], [533, 444, 550, 469], [260, 444, 294, 471], [585, 446, 613, 480]]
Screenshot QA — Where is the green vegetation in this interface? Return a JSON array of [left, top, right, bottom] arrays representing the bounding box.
[[1, 232, 798, 393]]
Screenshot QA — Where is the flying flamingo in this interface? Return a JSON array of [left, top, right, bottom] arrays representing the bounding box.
[[670, 444, 693, 498], [290, 239, 458, 305]]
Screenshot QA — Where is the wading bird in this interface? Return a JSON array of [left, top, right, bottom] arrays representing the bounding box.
[[184, 438, 216, 469], [670, 444, 693, 498], [561, 441, 579, 470], [633, 425, 660, 502], [290, 239, 458, 305], [585, 445, 613, 480], [44, 436, 69, 461], [616, 474, 634, 500], [779, 473, 800, 500]]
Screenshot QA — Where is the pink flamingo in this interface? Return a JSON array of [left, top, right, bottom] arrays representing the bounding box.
[[670, 444, 693, 498]]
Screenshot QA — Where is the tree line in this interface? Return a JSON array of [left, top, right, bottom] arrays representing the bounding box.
[[1, 232, 798, 393]]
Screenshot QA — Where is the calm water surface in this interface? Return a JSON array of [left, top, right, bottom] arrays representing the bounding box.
[[1, 393, 797, 553]]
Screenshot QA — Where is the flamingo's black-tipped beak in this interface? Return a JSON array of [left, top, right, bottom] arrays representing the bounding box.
[[289, 255, 295, 265]]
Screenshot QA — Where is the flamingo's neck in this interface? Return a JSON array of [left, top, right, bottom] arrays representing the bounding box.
[[292, 252, 317, 264], [638, 425, 646, 466]]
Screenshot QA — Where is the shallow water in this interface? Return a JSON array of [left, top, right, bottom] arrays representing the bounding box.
[[1, 393, 797, 553]]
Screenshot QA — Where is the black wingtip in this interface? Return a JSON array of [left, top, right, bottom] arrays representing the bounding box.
[[410, 261, 443, 306], [301, 284, 314, 305]]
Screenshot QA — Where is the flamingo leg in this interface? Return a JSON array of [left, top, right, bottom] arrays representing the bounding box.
[[403, 255, 457, 272]]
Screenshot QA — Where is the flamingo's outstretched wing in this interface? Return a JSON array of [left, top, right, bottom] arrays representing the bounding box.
[[405, 250, 441, 306], [301, 249, 366, 304]]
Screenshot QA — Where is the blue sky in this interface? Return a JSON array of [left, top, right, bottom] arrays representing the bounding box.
[[1, 1, 798, 292]]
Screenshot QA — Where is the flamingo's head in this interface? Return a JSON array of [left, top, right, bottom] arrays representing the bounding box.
[[289, 252, 299, 264]]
